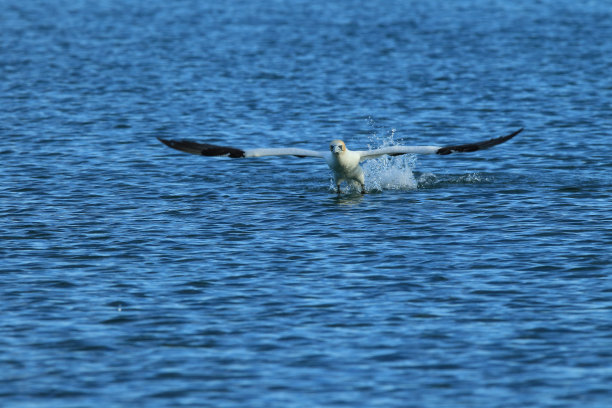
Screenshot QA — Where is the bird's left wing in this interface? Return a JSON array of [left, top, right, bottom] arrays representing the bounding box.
[[358, 128, 523, 161], [158, 138, 326, 159]]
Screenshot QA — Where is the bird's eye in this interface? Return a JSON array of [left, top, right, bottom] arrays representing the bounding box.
[[330, 146, 334, 151]]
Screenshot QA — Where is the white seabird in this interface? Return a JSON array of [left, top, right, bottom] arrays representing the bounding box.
[[158, 128, 523, 194]]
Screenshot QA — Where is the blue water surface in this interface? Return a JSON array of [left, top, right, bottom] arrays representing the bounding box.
[[1, 0, 611, 407]]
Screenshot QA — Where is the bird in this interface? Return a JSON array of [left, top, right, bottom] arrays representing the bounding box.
[[158, 128, 523, 194]]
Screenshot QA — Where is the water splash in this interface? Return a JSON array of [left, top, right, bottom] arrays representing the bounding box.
[[363, 125, 418, 191], [363, 155, 418, 191]]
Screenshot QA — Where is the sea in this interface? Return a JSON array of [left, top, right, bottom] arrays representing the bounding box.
[[1, 0, 611, 407]]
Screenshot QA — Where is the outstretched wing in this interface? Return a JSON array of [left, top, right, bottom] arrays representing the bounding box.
[[158, 138, 325, 159], [358, 128, 523, 160]]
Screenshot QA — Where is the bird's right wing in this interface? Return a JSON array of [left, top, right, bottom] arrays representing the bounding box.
[[158, 138, 326, 159]]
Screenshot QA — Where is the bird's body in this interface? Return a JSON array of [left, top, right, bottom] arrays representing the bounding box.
[[326, 140, 366, 193], [158, 128, 523, 193]]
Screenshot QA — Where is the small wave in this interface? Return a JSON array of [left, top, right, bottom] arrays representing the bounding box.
[[456, 173, 493, 184], [416, 172, 494, 189]]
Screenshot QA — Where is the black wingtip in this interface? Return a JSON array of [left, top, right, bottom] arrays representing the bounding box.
[[436, 128, 523, 155], [158, 137, 246, 158], [157, 137, 196, 153], [157, 137, 173, 148]]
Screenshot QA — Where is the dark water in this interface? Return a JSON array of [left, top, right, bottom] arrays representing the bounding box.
[[1, 0, 611, 406]]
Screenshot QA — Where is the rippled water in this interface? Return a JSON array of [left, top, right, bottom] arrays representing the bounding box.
[[1, 0, 611, 407]]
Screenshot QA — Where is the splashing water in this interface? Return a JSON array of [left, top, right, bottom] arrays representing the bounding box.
[[362, 126, 419, 192], [363, 155, 418, 191]]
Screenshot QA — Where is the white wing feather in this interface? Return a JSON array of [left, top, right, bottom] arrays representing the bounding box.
[[358, 145, 440, 161], [245, 148, 326, 158]]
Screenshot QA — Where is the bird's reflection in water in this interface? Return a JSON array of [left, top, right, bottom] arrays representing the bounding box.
[[331, 191, 364, 206]]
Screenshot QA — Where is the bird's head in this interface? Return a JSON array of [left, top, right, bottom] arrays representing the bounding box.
[[330, 140, 346, 155]]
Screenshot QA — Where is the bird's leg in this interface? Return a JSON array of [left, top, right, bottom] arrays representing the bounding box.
[[336, 184, 342, 194], [360, 183, 367, 194]]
